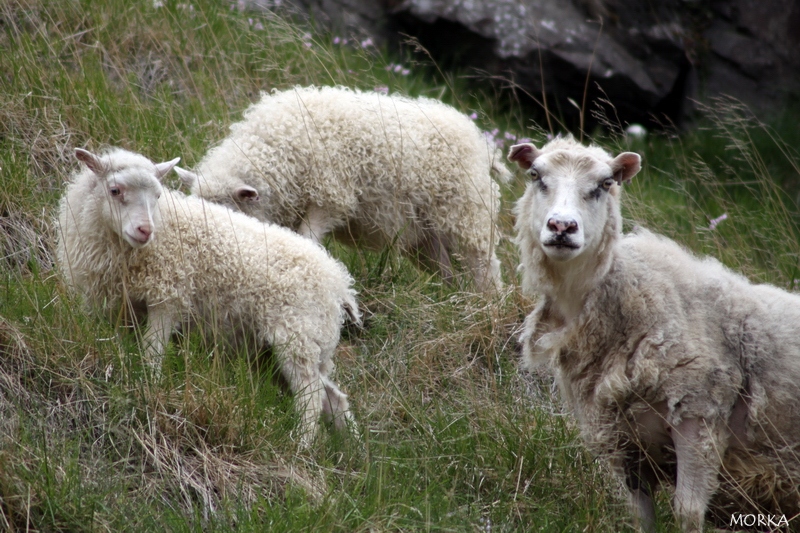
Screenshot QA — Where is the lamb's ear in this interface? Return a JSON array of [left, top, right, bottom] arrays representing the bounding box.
[[235, 185, 259, 202], [611, 152, 641, 184], [154, 157, 181, 180], [508, 143, 540, 170], [75, 148, 107, 175], [173, 166, 198, 188]]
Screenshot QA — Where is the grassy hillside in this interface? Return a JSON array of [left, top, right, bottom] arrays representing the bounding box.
[[2, 0, 799, 531]]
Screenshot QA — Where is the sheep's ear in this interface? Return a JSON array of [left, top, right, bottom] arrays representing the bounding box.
[[611, 152, 641, 184], [75, 148, 107, 175], [154, 157, 181, 180], [235, 185, 259, 202], [173, 166, 198, 188], [508, 143, 540, 170]]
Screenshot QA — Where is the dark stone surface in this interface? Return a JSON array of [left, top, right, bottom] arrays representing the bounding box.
[[239, 0, 800, 128]]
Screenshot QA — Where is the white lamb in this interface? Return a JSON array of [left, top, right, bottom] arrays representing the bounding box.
[[56, 147, 360, 447], [173, 85, 512, 293], [509, 136, 800, 532]]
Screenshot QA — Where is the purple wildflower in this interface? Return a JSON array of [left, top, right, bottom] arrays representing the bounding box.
[[708, 213, 728, 230]]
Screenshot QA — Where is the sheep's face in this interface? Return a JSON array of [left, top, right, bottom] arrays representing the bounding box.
[[510, 141, 640, 263], [75, 149, 179, 249], [101, 170, 164, 248], [175, 167, 261, 217]]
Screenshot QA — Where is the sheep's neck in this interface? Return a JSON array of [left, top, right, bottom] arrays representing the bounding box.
[[542, 243, 614, 323]]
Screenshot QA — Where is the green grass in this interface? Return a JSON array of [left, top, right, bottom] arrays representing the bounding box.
[[2, 0, 799, 531]]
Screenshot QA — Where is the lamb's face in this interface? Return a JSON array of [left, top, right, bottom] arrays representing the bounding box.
[[510, 142, 641, 263], [100, 169, 164, 249], [75, 148, 179, 249], [175, 166, 263, 219]]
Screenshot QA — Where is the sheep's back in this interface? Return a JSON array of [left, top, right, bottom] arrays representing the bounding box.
[[131, 192, 354, 336], [198, 86, 500, 243]]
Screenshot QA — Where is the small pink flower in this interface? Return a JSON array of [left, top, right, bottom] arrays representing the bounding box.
[[361, 37, 374, 48], [504, 131, 516, 140], [394, 64, 403, 73], [333, 36, 341, 45], [469, 112, 478, 120], [374, 86, 389, 94], [401, 69, 410, 76]]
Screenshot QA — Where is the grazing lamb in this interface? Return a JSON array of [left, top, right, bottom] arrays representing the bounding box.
[[56, 147, 360, 447], [174, 85, 512, 293], [509, 136, 800, 532]]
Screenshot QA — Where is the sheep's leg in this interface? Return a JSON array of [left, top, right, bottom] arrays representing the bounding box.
[[630, 488, 656, 533], [622, 449, 659, 533], [298, 204, 336, 244], [462, 247, 503, 293], [320, 375, 356, 433], [142, 305, 177, 376], [409, 229, 453, 283], [278, 345, 324, 448], [672, 417, 721, 533]]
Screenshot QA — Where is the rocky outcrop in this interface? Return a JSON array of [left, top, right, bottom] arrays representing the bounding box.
[[239, 0, 800, 128]]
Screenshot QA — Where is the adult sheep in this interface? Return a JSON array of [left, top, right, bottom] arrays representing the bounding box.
[[509, 135, 800, 532], [56, 147, 360, 447], [174, 85, 512, 293]]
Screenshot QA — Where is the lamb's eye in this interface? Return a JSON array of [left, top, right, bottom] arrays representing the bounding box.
[[602, 178, 615, 190], [528, 168, 539, 180], [109, 187, 121, 197]]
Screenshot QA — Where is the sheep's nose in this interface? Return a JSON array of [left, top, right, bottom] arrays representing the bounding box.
[[547, 217, 578, 235], [137, 225, 153, 241]]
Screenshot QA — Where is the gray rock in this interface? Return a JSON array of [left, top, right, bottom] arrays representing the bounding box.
[[237, 0, 800, 127]]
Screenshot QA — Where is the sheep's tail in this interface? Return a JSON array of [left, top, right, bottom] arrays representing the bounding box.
[[490, 150, 514, 184], [342, 294, 362, 327]]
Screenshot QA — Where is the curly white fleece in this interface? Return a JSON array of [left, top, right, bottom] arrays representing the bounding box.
[[56, 147, 359, 447], [181, 85, 512, 292]]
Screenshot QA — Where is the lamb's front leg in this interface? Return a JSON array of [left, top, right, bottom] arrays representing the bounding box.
[[672, 417, 723, 533], [142, 304, 178, 377]]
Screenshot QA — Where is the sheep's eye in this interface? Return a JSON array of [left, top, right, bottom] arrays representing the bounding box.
[[528, 168, 539, 180], [109, 187, 121, 197], [602, 177, 615, 190]]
